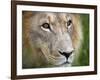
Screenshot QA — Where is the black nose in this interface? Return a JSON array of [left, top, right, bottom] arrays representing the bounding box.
[[59, 51, 73, 59]]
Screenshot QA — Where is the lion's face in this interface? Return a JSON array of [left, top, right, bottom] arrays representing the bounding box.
[[23, 12, 82, 67]]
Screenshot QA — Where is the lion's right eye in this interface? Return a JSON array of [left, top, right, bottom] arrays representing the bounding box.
[[41, 23, 51, 32]]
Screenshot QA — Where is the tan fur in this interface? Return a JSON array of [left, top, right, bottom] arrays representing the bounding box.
[[22, 11, 82, 68]]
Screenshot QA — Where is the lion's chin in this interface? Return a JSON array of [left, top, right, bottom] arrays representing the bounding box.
[[49, 55, 71, 67], [55, 60, 72, 67], [49, 54, 73, 67]]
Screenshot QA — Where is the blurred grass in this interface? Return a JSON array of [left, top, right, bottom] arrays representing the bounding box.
[[72, 14, 89, 66]]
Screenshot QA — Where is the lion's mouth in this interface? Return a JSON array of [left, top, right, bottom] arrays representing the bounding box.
[[53, 55, 72, 66], [55, 59, 71, 67], [61, 60, 70, 65], [58, 58, 71, 66], [48, 50, 73, 66]]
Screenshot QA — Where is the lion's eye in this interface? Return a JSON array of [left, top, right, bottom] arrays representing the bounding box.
[[41, 23, 51, 32], [42, 23, 50, 29], [67, 20, 72, 26], [66, 20, 72, 29]]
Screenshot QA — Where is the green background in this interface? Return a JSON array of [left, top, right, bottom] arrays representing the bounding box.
[[72, 14, 89, 66]]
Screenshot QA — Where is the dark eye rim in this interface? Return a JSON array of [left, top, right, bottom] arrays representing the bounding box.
[[42, 23, 50, 29]]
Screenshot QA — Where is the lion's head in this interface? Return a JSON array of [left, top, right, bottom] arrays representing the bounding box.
[[22, 11, 82, 68]]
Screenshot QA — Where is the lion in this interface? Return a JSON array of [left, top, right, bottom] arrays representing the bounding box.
[[22, 11, 82, 68]]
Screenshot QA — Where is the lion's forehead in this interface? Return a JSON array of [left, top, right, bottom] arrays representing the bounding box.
[[40, 13, 71, 23]]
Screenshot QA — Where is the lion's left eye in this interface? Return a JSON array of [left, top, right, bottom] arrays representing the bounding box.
[[67, 20, 72, 26], [42, 23, 50, 29], [66, 19, 72, 30], [41, 23, 51, 32]]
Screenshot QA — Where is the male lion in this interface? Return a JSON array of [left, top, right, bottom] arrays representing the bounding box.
[[22, 11, 82, 68]]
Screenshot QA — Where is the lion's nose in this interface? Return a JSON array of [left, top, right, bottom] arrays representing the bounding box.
[[59, 51, 73, 59]]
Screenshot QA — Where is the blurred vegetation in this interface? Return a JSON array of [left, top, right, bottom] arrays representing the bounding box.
[[72, 14, 89, 66]]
